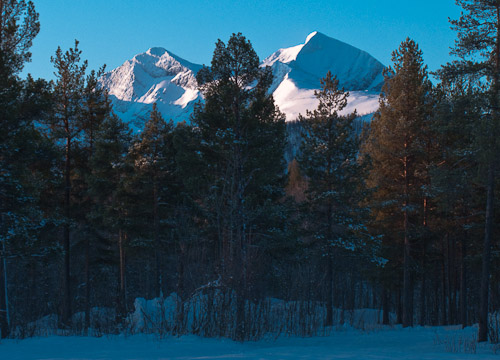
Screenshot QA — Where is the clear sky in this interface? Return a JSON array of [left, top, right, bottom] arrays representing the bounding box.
[[22, 0, 462, 80]]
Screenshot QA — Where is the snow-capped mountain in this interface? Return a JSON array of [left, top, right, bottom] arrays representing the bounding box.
[[100, 32, 384, 126], [263, 31, 384, 91], [99, 47, 202, 130], [264, 31, 383, 121]]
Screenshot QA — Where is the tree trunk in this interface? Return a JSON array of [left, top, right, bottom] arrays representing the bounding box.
[[420, 261, 426, 325], [325, 146, 334, 327], [0, 235, 9, 339], [441, 239, 447, 325], [62, 136, 72, 326], [175, 242, 185, 334], [153, 179, 161, 298], [117, 230, 127, 317], [460, 231, 467, 329], [478, 162, 495, 342], [447, 233, 453, 324], [235, 290, 245, 341], [433, 274, 439, 325], [325, 254, 334, 326], [84, 235, 90, 333], [396, 288, 402, 324], [382, 287, 390, 325], [420, 197, 428, 326], [84, 130, 95, 334], [403, 152, 412, 327]]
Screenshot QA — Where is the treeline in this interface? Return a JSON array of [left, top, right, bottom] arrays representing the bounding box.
[[0, 0, 499, 343]]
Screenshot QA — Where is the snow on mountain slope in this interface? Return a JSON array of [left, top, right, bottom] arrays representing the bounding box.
[[264, 31, 384, 91], [272, 74, 380, 121], [99, 47, 202, 130], [264, 31, 383, 121], [100, 32, 384, 126]]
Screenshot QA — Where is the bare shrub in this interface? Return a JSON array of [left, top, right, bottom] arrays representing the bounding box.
[[434, 332, 477, 354]]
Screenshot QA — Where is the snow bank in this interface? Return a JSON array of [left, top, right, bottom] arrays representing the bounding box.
[[13, 307, 117, 338], [125, 291, 396, 340], [129, 294, 179, 334]]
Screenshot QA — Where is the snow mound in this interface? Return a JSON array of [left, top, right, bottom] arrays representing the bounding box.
[[126, 291, 396, 340], [129, 295, 179, 333]]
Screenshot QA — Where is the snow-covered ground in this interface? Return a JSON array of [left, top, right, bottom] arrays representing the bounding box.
[[2, 325, 498, 359]]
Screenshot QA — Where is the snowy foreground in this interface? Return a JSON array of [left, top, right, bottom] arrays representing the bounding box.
[[1, 325, 499, 360]]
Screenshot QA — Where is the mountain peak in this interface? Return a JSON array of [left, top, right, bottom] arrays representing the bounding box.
[[305, 31, 319, 44], [99, 47, 203, 129], [262, 31, 324, 67], [132, 47, 202, 75], [146, 47, 169, 57], [263, 31, 384, 92]]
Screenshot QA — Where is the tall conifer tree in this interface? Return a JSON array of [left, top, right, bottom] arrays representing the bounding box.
[[80, 66, 111, 332], [127, 103, 176, 298], [49, 40, 87, 326], [88, 114, 132, 316], [430, 81, 483, 328], [363, 39, 432, 328], [193, 33, 286, 340], [0, 0, 40, 338], [298, 71, 364, 326], [440, 0, 500, 341]]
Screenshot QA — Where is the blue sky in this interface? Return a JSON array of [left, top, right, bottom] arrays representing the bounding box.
[[22, 0, 461, 80]]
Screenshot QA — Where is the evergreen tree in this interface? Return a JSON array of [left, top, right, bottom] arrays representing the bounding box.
[[362, 39, 432, 328], [298, 71, 364, 326], [430, 81, 483, 327], [0, 0, 39, 74], [193, 33, 286, 340], [126, 103, 176, 298], [48, 40, 87, 326], [79, 66, 110, 332], [82, 66, 109, 154], [0, 0, 40, 338], [87, 114, 132, 316], [439, 0, 500, 341], [171, 122, 206, 299]]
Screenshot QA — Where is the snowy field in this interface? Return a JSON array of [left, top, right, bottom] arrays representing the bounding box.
[[1, 325, 499, 360]]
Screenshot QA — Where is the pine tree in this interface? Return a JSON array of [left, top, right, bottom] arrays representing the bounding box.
[[127, 103, 176, 298], [439, 0, 500, 341], [49, 40, 88, 326], [362, 39, 432, 328], [87, 114, 132, 316], [0, 0, 40, 338], [430, 81, 483, 328], [79, 66, 111, 332], [0, 0, 39, 74], [298, 71, 364, 326], [193, 33, 286, 340]]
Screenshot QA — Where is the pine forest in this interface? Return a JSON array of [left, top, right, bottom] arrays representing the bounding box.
[[1, 0, 500, 352]]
